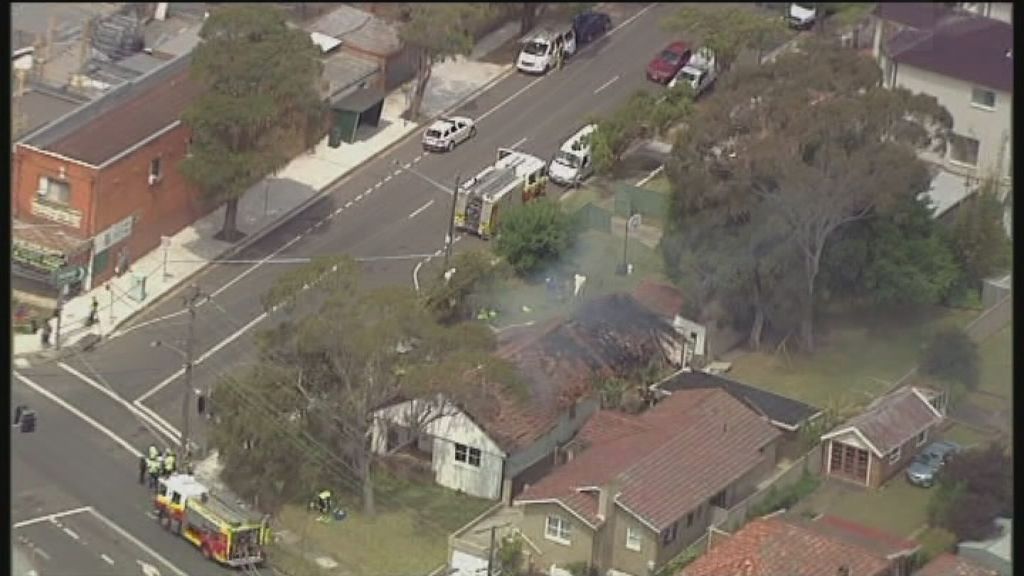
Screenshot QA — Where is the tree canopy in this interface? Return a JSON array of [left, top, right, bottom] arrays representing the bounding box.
[[182, 4, 325, 241], [493, 200, 579, 276], [661, 39, 952, 351], [211, 255, 516, 514], [662, 4, 790, 69], [929, 443, 1013, 541]]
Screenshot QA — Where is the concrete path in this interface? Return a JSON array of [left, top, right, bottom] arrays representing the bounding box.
[[15, 44, 514, 358]]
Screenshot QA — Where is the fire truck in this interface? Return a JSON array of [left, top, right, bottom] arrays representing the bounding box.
[[154, 474, 270, 568], [454, 148, 548, 239]]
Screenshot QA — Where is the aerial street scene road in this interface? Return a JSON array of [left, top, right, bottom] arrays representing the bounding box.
[[11, 3, 1013, 576]]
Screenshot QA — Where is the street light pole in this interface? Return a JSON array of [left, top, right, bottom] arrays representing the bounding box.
[[180, 284, 203, 464], [444, 173, 461, 270]]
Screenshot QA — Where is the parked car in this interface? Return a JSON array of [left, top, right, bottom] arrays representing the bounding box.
[[572, 10, 612, 45], [548, 124, 596, 187], [668, 47, 718, 96], [906, 440, 961, 488], [422, 117, 476, 152], [646, 41, 692, 84], [787, 3, 818, 29], [516, 27, 576, 75]]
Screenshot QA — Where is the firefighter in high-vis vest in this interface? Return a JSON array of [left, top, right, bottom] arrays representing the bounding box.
[[147, 453, 162, 490], [163, 449, 176, 477]]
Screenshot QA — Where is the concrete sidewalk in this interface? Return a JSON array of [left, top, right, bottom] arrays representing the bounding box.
[[14, 55, 512, 359]]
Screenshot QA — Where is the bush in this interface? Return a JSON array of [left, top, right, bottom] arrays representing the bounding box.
[[493, 200, 579, 276], [749, 470, 821, 518], [919, 327, 980, 389]]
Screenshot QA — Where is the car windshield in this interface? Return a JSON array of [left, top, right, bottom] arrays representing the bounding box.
[[523, 41, 548, 56], [681, 71, 699, 85], [554, 151, 582, 169], [660, 50, 681, 64], [425, 129, 442, 139]]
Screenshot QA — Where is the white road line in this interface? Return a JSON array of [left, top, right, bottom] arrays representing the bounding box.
[[477, 75, 546, 123], [136, 311, 268, 403], [33, 547, 52, 561], [57, 362, 179, 443], [334, 207, 344, 215], [62, 527, 80, 541], [101, 554, 115, 565], [345, 201, 353, 208], [509, 137, 528, 149], [374, 182, 383, 189], [14, 506, 93, 529], [408, 199, 435, 219], [412, 260, 425, 293], [383, 175, 392, 183], [355, 193, 365, 201], [15, 372, 144, 459], [88, 508, 188, 576], [594, 75, 620, 94], [365, 187, 374, 195], [133, 401, 181, 439]]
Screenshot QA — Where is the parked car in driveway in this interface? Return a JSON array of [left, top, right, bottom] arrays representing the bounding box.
[[647, 41, 692, 84], [906, 440, 961, 488], [422, 117, 476, 152], [572, 10, 612, 45]]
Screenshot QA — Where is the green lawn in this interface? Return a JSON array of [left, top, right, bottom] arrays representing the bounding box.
[[917, 527, 957, 562], [641, 174, 672, 195], [727, 304, 977, 410], [795, 476, 933, 537], [977, 324, 1012, 398], [939, 422, 995, 450], [270, 477, 492, 576]]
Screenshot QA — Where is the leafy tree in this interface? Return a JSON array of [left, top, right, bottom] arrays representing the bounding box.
[[662, 40, 951, 351], [182, 4, 325, 241], [494, 200, 579, 276], [663, 4, 790, 69], [422, 249, 513, 324], [948, 180, 1012, 290], [401, 4, 493, 121], [930, 443, 1012, 541], [919, 326, 980, 389], [495, 534, 526, 576], [213, 255, 514, 515]]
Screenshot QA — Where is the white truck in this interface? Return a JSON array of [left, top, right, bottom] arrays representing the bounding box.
[[454, 149, 549, 239], [668, 47, 718, 96], [548, 124, 596, 187], [787, 3, 818, 29]]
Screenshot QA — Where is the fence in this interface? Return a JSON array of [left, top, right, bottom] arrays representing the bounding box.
[[964, 293, 1012, 343], [614, 183, 668, 220], [574, 202, 612, 233]]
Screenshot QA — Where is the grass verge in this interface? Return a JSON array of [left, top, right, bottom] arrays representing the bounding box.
[[795, 476, 933, 537]]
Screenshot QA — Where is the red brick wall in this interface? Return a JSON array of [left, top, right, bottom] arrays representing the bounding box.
[[90, 123, 209, 284], [13, 145, 98, 235]]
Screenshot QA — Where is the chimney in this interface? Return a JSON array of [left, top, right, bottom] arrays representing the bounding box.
[[596, 481, 621, 522]]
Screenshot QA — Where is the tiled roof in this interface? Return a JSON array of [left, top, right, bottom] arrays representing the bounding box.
[[830, 387, 943, 456], [914, 553, 1000, 576], [885, 12, 1013, 93], [680, 517, 896, 576], [632, 279, 685, 318], [516, 389, 780, 530], [813, 515, 920, 558], [655, 370, 821, 430], [873, 3, 956, 30], [575, 410, 649, 446]]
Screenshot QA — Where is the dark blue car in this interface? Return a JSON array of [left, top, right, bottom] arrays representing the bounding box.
[[573, 11, 612, 45]]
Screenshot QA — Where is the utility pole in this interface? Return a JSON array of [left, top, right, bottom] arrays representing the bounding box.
[[181, 284, 203, 464], [444, 173, 461, 271], [486, 525, 497, 576]]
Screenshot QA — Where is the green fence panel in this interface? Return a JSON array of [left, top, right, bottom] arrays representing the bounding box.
[[574, 202, 612, 233], [615, 183, 668, 219]]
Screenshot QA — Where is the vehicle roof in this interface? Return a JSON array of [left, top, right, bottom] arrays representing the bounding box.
[[161, 474, 209, 499], [559, 125, 596, 153], [663, 41, 690, 54], [427, 117, 470, 131]]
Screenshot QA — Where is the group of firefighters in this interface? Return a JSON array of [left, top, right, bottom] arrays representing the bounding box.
[[139, 445, 184, 490]]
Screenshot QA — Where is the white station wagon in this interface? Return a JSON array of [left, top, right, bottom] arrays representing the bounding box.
[[422, 116, 477, 152]]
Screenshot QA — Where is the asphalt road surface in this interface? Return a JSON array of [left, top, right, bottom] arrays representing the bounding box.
[[13, 3, 682, 572]]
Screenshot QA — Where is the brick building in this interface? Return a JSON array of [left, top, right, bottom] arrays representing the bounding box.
[[13, 53, 205, 296]]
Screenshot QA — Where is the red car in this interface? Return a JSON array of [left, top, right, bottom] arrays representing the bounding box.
[[647, 41, 692, 84]]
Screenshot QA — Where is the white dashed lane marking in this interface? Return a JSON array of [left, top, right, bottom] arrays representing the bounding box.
[[101, 553, 115, 565]]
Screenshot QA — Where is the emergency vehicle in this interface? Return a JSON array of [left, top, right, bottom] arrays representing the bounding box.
[[154, 474, 270, 567], [454, 148, 548, 239]]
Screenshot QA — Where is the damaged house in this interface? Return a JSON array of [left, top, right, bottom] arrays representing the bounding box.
[[369, 294, 691, 501]]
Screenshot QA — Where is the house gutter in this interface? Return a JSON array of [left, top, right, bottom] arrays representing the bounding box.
[[99, 120, 183, 169]]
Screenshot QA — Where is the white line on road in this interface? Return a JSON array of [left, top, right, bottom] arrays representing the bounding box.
[[14, 506, 93, 529], [412, 260, 425, 293], [365, 187, 374, 195], [136, 311, 269, 403], [477, 75, 546, 123], [355, 193, 365, 201], [408, 199, 435, 219], [593, 75, 620, 94], [101, 554, 115, 565], [14, 372, 144, 459], [374, 181, 383, 188], [33, 547, 52, 561], [508, 137, 528, 150], [383, 175, 392, 183], [345, 201, 353, 208], [61, 527, 80, 541], [88, 508, 188, 576], [57, 362, 180, 443], [133, 401, 181, 439]]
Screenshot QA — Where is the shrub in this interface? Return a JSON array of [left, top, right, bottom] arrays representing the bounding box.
[[919, 327, 980, 389], [493, 200, 579, 276], [749, 470, 821, 518]]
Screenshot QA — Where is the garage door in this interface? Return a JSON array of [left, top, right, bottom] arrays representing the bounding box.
[[450, 550, 488, 576]]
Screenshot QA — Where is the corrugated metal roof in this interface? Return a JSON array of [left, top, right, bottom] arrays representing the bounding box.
[[306, 4, 401, 56]]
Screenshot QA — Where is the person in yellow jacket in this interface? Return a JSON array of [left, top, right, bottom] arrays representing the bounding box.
[[147, 456, 162, 490], [163, 451, 176, 477]]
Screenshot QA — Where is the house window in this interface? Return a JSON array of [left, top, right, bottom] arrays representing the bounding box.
[[545, 515, 571, 544], [686, 511, 694, 527], [916, 429, 928, 447], [888, 447, 901, 465], [971, 87, 996, 109], [949, 133, 980, 166], [710, 489, 727, 509], [661, 521, 678, 545], [454, 443, 481, 467], [150, 157, 162, 182], [625, 526, 642, 551], [37, 176, 71, 204]]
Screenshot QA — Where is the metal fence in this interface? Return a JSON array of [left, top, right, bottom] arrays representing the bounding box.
[[614, 184, 668, 220], [574, 202, 613, 233]]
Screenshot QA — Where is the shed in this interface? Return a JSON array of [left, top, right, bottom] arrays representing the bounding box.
[[328, 87, 385, 146]]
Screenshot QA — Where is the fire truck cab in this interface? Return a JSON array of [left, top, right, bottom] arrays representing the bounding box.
[[155, 474, 269, 568]]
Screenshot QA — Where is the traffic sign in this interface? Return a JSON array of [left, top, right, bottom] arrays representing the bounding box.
[[628, 214, 643, 230], [52, 266, 85, 286]]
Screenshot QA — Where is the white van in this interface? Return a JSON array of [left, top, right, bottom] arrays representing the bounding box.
[[516, 27, 577, 74], [787, 3, 818, 29], [549, 124, 596, 187]]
